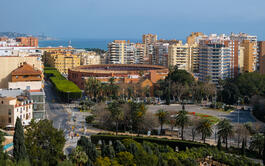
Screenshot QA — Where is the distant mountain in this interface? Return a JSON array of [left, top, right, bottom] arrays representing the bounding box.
[[0, 32, 55, 41], [0, 32, 28, 38]]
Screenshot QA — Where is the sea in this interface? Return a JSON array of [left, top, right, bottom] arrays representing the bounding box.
[[39, 38, 141, 50]]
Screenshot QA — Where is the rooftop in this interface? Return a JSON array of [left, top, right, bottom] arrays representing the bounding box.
[[12, 62, 42, 76]]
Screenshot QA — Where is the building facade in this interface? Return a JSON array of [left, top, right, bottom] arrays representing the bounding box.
[[199, 40, 232, 85], [68, 64, 168, 90], [0, 96, 33, 128], [79, 51, 101, 65], [0, 56, 43, 88], [44, 49, 80, 75], [258, 41, 265, 74], [107, 40, 145, 65]]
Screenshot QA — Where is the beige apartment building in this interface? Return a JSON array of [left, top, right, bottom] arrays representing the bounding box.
[[0, 56, 43, 88], [242, 40, 256, 72], [186, 32, 204, 45], [168, 41, 199, 72], [142, 34, 157, 44], [45, 50, 80, 74], [0, 96, 33, 127]]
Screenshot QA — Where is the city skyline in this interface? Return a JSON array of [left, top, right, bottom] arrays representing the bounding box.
[[1, 0, 265, 40]]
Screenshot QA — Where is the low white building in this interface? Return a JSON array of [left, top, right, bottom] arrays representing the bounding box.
[[0, 96, 33, 128]]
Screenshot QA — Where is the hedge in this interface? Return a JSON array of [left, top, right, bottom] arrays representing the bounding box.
[[44, 68, 82, 102], [90, 134, 207, 151]]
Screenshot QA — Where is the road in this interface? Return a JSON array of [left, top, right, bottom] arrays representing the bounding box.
[[44, 81, 78, 155]]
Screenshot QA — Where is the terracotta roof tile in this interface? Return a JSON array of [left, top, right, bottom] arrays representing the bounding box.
[[12, 62, 42, 76]]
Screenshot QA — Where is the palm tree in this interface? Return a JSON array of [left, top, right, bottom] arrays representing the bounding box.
[[175, 110, 189, 140], [109, 77, 120, 99], [156, 109, 169, 135], [250, 133, 264, 156], [196, 119, 213, 143], [85, 77, 102, 102], [217, 119, 233, 149]]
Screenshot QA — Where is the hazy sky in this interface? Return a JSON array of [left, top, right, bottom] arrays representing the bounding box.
[[1, 0, 265, 40]]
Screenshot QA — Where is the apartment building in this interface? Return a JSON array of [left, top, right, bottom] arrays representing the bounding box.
[[107, 40, 145, 64], [44, 49, 80, 75], [152, 42, 169, 67], [15, 37, 38, 47], [142, 34, 157, 64], [168, 41, 200, 72], [258, 41, 265, 74], [186, 32, 204, 45], [7, 62, 45, 119], [135, 43, 145, 64], [199, 40, 232, 85], [0, 37, 38, 47], [79, 51, 101, 65], [0, 95, 33, 128], [230, 33, 258, 72], [0, 56, 43, 88], [142, 34, 157, 45]]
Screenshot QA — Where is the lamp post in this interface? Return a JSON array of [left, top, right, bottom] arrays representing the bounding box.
[[237, 98, 241, 124], [182, 100, 186, 111]]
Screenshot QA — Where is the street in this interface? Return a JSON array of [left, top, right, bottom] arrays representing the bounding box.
[[45, 81, 79, 155]]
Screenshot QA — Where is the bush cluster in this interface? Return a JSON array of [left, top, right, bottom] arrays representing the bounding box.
[[91, 134, 207, 151], [44, 67, 82, 102]]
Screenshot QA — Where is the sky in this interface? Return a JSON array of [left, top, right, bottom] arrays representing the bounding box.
[[1, 0, 265, 40]]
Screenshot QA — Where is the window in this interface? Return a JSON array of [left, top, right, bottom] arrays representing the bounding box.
[[8, 109, 11, 115], [8, 118, 11, 123]]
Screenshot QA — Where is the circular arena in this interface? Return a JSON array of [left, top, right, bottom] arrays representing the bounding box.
[[68, 64, 168, 89]]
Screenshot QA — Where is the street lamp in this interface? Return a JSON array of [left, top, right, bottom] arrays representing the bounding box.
[[237, 98, 241, 124], [182, 100, 186, 111]]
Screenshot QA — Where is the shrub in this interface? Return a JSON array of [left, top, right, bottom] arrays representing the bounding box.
[[91, 134, 207, 151], [85, 115, 95, 124], [44, 68, 82, 102]]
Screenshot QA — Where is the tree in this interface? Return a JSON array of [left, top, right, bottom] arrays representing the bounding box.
[[108, 77, 119, 99], [85, 77, 103, 102], [115, 152, 135, 166], [171, 82, 188, 103], [94, 157, 111, 166], [25, 119, 65, 166], [221, 82, 241, 105], [70, 146, 88, 166], [189, 117, 200, 141], [101, 144, 115, 159], [77, 136, 98, 163], [217, 136, 222, 150], [217, 119, 233, 149], [156, 109, 169, 135], [196, 119, 213, 143], [57, 160, 74, 166], [167, 113, 176, 136], [130, 102, 147, 135], [250, 133, 264, 156], [113, 140, 126, 154], [175, 110, 189, 140], [85, 115, 95, 124], [13, 117, 27, 162], [107, 101, 123, 135]]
